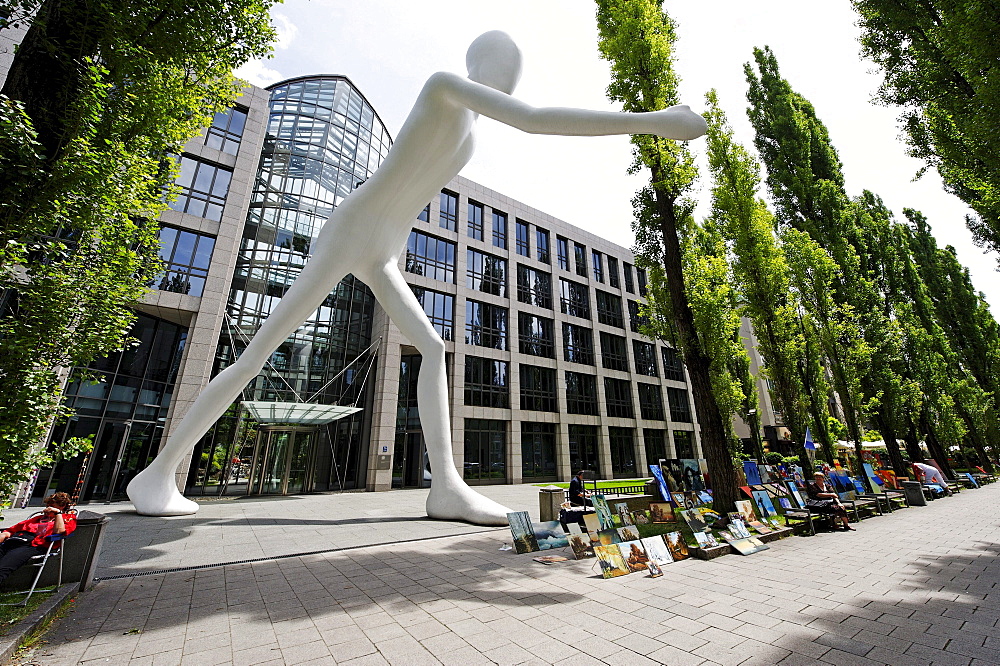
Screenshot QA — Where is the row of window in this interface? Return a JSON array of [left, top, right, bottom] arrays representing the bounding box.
[[463, 357, 692, 421], [421, 193, 649, 298], [465, 420, 696, 481]]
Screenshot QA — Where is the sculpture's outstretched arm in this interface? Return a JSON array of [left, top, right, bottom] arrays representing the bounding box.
[[427, 72, 707, 140]]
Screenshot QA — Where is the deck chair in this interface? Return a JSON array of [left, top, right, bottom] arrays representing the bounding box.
[[0, 513, 73, 607]]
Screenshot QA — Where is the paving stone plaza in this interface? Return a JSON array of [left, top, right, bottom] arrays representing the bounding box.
[[6, 481, 999, 665]]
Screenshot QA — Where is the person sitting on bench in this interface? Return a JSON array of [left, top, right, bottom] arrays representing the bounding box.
[[0, 492, 77, 586], [805, 473, 854, 531], [569, 470, 592, 508]]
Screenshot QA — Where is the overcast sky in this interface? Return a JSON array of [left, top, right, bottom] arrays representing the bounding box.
[[236, 0, 998, 310]]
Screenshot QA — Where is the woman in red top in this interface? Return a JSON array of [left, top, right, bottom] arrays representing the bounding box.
[[0, 492, 76, 585]]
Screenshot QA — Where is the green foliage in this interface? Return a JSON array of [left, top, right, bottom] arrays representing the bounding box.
[[862, 430, 882, 443], [781, 455, 800, 467], [763, 451, 784, 465], [0, 0, 278, 496], [595, 0, 740, 512], [854, 1, 1000, 257]]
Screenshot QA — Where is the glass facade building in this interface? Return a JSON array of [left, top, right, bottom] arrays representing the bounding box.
[[186, 76, 391, 496]]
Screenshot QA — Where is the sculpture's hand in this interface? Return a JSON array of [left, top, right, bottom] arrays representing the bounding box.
[[649, 104, 708, 141]]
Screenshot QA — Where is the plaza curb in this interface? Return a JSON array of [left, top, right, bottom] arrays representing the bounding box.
[[0, 584, 76, 665]]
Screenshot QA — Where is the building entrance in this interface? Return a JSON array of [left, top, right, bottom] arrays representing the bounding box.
[[392, 431, 430, 489], [248, 427, 316, 495], [82, 420, 159, 502]]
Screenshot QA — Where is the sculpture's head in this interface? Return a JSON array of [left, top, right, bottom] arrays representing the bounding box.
[[467, 30, 522, 94]]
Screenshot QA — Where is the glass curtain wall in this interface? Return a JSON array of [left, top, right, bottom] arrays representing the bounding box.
[[188, 76, 391, 496]]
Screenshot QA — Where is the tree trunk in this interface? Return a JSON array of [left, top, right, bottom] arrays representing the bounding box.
[[876, 411, 908, 478], [652, 184, 738, 515], [903, 420, 924, 462], [920, 410, 954, 478]]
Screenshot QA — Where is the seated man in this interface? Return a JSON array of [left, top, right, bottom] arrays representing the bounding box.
[[0, 492, 76, 586], [568, 470, 592, 508]]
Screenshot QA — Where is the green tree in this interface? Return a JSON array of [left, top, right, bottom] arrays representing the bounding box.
[[595, 0, 739, 513], [0, 0, 277, 496], [853, 1, 1000, 257], [703, 89, 832, 467]]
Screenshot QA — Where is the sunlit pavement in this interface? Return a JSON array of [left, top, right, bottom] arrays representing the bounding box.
[[13, 482, 1000, 665]]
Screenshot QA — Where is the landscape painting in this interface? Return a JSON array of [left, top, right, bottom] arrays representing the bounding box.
[[735, 500, 756, 523], [640, 536, 674, 567], [583, 513, 601, 534], [597, 528, 622, 545], [617, 525, 641, 543], [617, 541, 649, 572], [665, 531, 690, 561], [568, 533, 593, 560], [649, 502, 674, 523], [679, 508, 707, 533], [751, 489, 778, 519], [592, 495, 614, 530], [507, 511, 539, 554], [594, 545, 631, 578], [532, 521, 569, 550]]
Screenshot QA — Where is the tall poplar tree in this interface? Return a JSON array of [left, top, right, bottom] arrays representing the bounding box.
[[595, 0, 739, 512]]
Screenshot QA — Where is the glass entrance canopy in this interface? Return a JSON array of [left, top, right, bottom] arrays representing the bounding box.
[[242, 401, 361, 425]]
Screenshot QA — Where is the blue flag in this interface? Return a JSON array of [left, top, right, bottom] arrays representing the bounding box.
[[804, 427, 816, 450]]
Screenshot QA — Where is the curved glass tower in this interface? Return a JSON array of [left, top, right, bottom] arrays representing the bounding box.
[[187, 76, 391, 496]]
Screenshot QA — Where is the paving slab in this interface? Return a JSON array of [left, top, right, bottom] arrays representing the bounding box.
[[8, 482, 1000, 665]]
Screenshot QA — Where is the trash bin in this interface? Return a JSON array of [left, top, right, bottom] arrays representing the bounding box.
[[539, 486, 564, 522], [900, 481, 927, 507]]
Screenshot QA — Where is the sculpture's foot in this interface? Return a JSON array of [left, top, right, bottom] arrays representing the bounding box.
[[426, 483, 513, 526], [127, 467, 199, 516]]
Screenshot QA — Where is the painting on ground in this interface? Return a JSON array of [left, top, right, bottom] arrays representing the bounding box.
[[751, 489, 778, 520], [597, 529, 622, 546], [568, 533, 593, 560], [614, 502, 633, 525], [617, 525, 641, 543], [641, 536, 674, 567], [665, 531, 690, 561], [734, 500, 756, 524], [618, 541, 649, 572], [743, 460, 763, 485], [592, 494, 614, 530], [649, 502, 674, 524], [532, 521, 569, 550], [661, 460, 685, 492], [594, 545, 631, 578], [679, 508, 707, 533], [693, 531, 719, 548], [507, 511, 539, 554], [583, 513, 601, 534]]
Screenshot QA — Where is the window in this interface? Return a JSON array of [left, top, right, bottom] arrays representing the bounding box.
[[562, 323, 595, 365], [520, 365, 557, 412], [154, 227, 215, 297], [565, 371, 598, 415], [516, 265, 552, 309], [439, 190, 458, 231], [637, 267, 648, 297], [417, 203, 430, 222], [633, 341, 659, 377], [465, 300, 508, 350], [595, 290, 624, 328], [673, 430, 695, 458], [638, 383, 665, 421], [607, 256, 620, 289], [170, 155, 232, 221], [662, 346, 685, 382], [522, 423, 557, 480], [628, 299, 649, 333], [667, 387, 692, 422], [569, 425, 600, 476], [464, 419, 506, 483], [557, 236, 570, 270], [464, 357, 509, 408], [492, 210, 507, 248], [605, 378, 634, 418], [411, 286, 454, 340], [600, 332, 629, 371], [643, 428, 668, 465], [592, 250, 604, 283], [468, 201, 484, 240], [574, 242, 587, 277], [559, 278, 590, 319], [623, 262, 635, 293], [205, 107, 247, 155], [518, 313, 555, 358], [406, 230, 456, 283], [467, 249, 507, 296], [515, 219, 530, 256], [536, 228, 550, 263], [609, 427, 636, 477]]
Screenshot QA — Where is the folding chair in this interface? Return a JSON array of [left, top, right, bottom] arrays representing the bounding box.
[[0, 516, 73, 607]]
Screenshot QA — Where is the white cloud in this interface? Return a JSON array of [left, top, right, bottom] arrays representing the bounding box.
[[271, 12, 299, 50], [234, 58, 283, 87]]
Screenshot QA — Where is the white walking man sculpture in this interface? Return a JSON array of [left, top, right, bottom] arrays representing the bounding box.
[[127, 30, 708, 525]]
